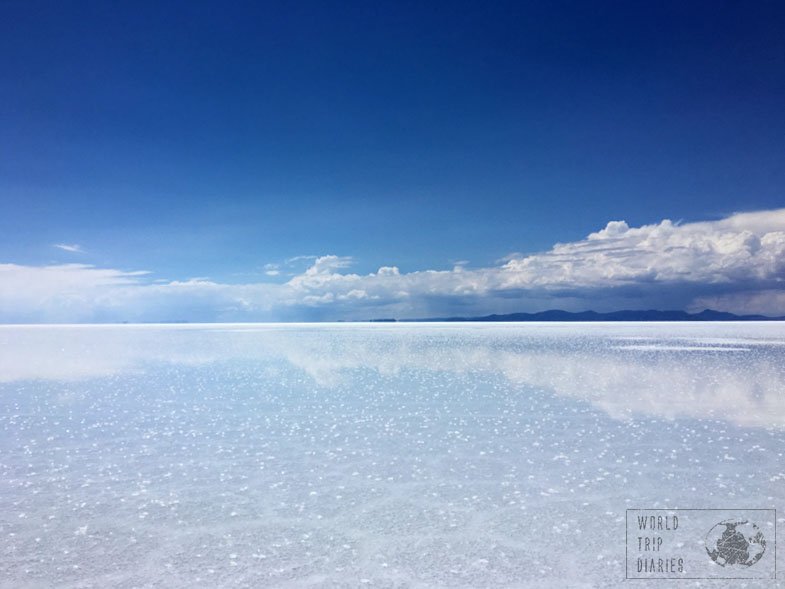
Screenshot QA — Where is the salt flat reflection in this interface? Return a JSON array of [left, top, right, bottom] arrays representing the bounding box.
[[1, 323, 783, 428]]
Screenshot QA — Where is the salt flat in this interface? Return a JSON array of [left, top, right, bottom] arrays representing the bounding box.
[[1, 323, 783, 588]]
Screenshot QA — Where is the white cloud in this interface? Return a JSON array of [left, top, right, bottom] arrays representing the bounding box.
[[286, 254, 319, 264], [54, 243, 83, 253], [263, 263, 281, 277], [4, 208, 785, 322], [499, 213, 785, 289], [0, 264, 149, 322]]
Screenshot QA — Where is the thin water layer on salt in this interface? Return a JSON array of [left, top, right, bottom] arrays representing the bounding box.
[[0, 323, 783, 588]]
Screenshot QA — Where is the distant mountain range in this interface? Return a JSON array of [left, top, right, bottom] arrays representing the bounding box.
[[370, 309, 785, 322]]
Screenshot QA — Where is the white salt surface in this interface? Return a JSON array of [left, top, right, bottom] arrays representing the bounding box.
[[0, 323, 784, 587]]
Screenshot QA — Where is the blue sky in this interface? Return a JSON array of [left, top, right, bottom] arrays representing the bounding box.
[[1, 1, 784, 321]]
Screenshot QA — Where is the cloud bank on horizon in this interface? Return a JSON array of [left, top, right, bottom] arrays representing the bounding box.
[[2, 208, 785, 322]]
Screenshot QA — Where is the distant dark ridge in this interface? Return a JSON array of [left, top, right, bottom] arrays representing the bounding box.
[[389, 309, 785, 322]]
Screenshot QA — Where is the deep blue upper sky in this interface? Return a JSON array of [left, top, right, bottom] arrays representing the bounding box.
[[2, 0, 784, 282]]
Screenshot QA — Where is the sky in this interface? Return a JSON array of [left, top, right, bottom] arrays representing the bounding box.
[[1, 0, 784, 321]]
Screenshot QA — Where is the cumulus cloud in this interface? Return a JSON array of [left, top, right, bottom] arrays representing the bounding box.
[[3, 208, 785, 322], [499, 211, 785, 289]]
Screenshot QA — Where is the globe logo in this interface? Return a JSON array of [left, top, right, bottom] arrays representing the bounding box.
[[705, 519, 766, 567]]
